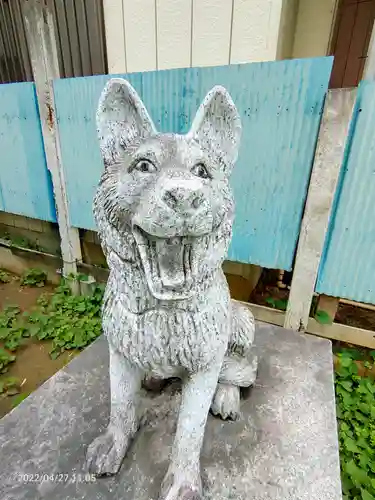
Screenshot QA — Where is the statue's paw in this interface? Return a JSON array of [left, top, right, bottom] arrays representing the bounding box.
[[211, 383, 240, 420], [159, 470, 202, 500], [86, 426, 130, 476]]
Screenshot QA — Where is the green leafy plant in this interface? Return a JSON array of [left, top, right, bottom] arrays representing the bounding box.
[[0, 348, 16, 374], [0, 305, 30, 354], [0, 278, 104, 416], [0, 376, 20, 396], [76, 273, 90, 282], [0, 270, 10, 283], [265, 297, 288, 311], [0, 305, 20, 328], [20, 268, 47, 287], [0, 278, 104, 369], [315, 309, 333, 325], [22, 280, 104, 359], [335, 349, 375, 499]]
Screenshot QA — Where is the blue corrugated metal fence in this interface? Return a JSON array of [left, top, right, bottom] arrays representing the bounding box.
[[53, 58, 333, 270], [3, 57, 375, 306], [0, 82, 56, 222], [316, 80, 375, 304]]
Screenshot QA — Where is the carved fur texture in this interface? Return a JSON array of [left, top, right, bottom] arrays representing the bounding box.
[[86, 78, 258, 500]]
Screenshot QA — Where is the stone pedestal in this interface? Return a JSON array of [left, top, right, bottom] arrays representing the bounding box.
[[0, 322, 342, 500]]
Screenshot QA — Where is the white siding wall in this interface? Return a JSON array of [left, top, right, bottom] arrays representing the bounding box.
[[192, 0, 233, 67], [124, 0, 157, 72], [104, 0, 285, 73], [103, 0, 127, 73]]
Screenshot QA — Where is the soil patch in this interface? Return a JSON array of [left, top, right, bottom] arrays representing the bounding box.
[[0, 276, 54, 311], [0, 276, 75, 418]]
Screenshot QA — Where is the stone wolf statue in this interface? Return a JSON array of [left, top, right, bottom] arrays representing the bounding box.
[[86, 78, 258, 499]]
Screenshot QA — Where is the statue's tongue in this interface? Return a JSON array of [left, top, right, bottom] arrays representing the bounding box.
[[155, 238, 185, 289]]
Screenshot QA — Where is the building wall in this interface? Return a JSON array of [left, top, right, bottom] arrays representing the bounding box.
[[276, 0, 299, 59], [103, 0, 285, 74], [292, 0, 339, 58], [0, 0, 107, 84]]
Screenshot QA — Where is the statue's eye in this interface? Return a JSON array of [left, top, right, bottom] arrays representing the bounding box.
[[133, 159, 156, 173], [191, 163, 210, 179]]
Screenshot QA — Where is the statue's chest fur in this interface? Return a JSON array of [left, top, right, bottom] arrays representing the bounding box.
[[101, 259, 231, 375]]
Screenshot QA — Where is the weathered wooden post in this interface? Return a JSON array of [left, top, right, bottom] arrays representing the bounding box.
[[22, 0, 82, 288], [284, 89, 356, 331]]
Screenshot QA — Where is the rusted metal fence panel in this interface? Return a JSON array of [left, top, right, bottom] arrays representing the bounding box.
[[0, 0, 107, 83]]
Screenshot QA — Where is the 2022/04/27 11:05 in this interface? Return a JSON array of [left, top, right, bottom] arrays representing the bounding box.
[[13, 472, 97, 484]]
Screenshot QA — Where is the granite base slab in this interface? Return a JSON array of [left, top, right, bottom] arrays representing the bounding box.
[[0, 322, 342, 500]]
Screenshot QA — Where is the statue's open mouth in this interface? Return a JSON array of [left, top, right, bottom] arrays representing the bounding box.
[[132, 226, 198, 300]]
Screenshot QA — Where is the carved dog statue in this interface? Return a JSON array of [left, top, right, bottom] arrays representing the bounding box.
[[86, 78, 258, 500]]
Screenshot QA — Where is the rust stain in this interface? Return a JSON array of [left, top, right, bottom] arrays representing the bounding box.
[[46, 103, 54, 130]]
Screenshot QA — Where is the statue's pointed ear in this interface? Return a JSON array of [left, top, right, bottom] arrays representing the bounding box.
[[188, 86, 241, 175], [97, 78, 156, 166]]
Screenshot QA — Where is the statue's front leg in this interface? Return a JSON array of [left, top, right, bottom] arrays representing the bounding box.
[[159, 364, 222, 500], [86, 343, 142, 475]]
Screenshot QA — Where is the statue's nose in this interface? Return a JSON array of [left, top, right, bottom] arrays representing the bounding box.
[[162, 186, 204, 212]]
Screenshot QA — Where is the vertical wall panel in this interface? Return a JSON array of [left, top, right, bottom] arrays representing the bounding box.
[[53, 0, 74, 77], [0, 0, 107, 83], [231, 0, 283, 63], [292, 0, 338, 59], [0, 0, 31, 83], [268, 0, 285, 57], [0, 5, 11, 82], [0, 2, 19, 80], [65, 0, 83, 76], [156, 0, 192, 69], [191, 0, 233, 67], [48, 0, 65, 76], [86, 0, 107, 75], [123, 0, 156, 72], [75, 0, 92, 76], [276, 0, 299, 60], [0, 83, 56, 221], [103, 0, 126, 73], [53, 57, 333, 269], [53, 0, 107, 77]]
